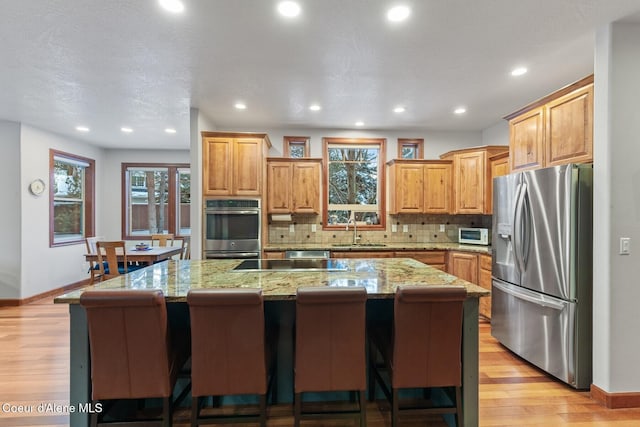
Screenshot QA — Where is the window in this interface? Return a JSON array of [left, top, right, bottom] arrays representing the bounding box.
[[398, 138, 424, 159], [284, 136, 310, 158], [50, 150, 95, 247], [122, 163, 190, 239], [323, 138, 386, 229]]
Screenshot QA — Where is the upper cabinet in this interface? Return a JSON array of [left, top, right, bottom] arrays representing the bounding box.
[[440, 146, 509, 214], [387, 160, 452, 214], [487, 152, 510, 215], [505, 75, 593, 172], [202, 132, 271, 196], [267, 158, 322, 214]]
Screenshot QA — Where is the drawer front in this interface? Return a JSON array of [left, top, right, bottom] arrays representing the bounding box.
[[400, 251, 447, 266], [479, 253, 492, 271]]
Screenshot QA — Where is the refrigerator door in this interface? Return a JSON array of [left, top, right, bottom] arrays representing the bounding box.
[[491, 278, 585, 388], [492, 172, 521, 285], [520, 164, 574, 300]]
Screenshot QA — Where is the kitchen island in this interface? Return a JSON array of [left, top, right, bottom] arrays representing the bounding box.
[[55, 258, 488, 427]]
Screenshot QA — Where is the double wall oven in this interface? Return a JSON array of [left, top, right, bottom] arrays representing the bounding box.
[[203, 199, 261, 259]]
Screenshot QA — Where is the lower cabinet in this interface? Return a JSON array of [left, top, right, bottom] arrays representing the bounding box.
[[447, 251, 478, 284], [331, 251, 395, 258], [262, 251, 285, 259], [478, 254, 492, 320]]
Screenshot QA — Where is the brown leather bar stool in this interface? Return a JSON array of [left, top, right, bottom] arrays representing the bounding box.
[[294, 286, 368, 427], [368, 285, 467, 427], [80, 289, 190, 427], [187, 289, 276, 427]]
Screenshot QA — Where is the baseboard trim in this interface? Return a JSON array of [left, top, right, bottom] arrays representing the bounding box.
[[0, 279, 89, 307], [591, 384, 640, 409]]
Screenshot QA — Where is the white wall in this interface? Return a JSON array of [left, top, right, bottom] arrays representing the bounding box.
[[19, 125, 104, 298], [101, 149, 191, 240], [0, 120, 22, 298], [481, 121, 509, 146], [593, 22, 640, 393]]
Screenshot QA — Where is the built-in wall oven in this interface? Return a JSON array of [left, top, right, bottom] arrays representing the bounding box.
[[203, 199, 261, 259]]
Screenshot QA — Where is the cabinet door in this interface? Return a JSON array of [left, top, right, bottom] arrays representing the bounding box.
[[487, 154, 509, 215], [424, 163, 451, 214], [454, 152, 485, 214], [510, 107, 544, 171], [262, 251, 285, 259], [394, 163, 424, 213], [478, 254, 492, 319], [233, 138, 262, 195], [203, 137, 233, 196], [448, 251, 478, 284], [292, 162, 321, 213], [267, 162, 292, 213], [545, 84, 593, 166]]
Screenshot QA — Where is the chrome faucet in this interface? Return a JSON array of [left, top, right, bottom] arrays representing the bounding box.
[[346, 218, 360, 245]]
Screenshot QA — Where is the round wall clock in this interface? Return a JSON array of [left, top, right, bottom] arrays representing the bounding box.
[[29, 179, 46, 196]]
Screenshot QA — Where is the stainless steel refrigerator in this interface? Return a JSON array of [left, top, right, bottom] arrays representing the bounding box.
[[491, 163, 593, 389]]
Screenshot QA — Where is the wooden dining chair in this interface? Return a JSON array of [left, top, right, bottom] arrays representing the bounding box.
[[96, 241, 142, 281], [85, 236, 105, 284], [176, 236, 190, 260], [151, 233, 174, 247]]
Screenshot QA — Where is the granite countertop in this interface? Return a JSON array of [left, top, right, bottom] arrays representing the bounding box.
[[264, 242, 492, 254], [54, 258, 489, 304]]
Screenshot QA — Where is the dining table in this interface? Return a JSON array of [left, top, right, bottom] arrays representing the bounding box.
[[84, 245, 183, 265]]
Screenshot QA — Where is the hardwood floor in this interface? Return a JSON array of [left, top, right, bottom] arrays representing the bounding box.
[[1, 297, 640, 426]]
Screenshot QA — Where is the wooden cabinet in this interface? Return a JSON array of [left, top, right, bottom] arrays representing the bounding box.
[[399, 250, 447, 271], [478, 254, 492, 319], [440, 146, 508, 214], [202, 132, 270, 196], [387, 160, 452, 214], [267, 158, 321, 214], [487, 152, 510, 215], [447, 251, 478, 284], [506, 75, 593, 172]]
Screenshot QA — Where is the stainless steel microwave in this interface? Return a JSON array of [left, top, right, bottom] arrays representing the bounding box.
[[458, 227, 489, 245]]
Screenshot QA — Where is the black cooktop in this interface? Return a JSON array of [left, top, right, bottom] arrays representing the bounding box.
[[233, 259, 349, 272]]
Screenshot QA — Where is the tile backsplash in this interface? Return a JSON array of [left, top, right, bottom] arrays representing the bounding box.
[[267, 214, 492, 245]]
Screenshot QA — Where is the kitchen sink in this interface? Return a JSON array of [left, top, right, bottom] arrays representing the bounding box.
[[331, 243, 387, 247]]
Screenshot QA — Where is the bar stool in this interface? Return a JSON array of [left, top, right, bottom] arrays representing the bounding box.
[[187, 289, 276, 426], [294, 286, 368, 427], [80, 289, 190, 427], [368, 285, 467, 427]]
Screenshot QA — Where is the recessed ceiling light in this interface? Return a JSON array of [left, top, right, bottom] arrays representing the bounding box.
[[121, 127, 133, 133], [454, 107, 467, 115], [511, 67, 528, 76], [277, 1, 301, 17], [393, 106, 406, 113], [309, 104, 321, 111], [165, 128, 177, 134], [158, 0, 184, 13], [355, 121, 365, 127], [75, 126, 90, 132], [234, 103, 247, 110], [387, 5, 411, 22]]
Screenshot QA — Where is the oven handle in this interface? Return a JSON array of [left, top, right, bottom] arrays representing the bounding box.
[[205, 210, 260, 215], [205, 252, 260, 259]]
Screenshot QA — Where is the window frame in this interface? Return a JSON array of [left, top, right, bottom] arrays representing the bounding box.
[[121, 163, 190, 240], [397, 138, 424, 159], [49, 149, 95, 247], [322, 137, 386, 231], [283, 136, 310, 158]]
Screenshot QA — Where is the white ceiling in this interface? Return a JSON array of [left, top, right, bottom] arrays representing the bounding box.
[[1, 0, 640, 150]]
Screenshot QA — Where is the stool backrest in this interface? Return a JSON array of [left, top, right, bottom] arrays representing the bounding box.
[[80, 289, 172, 400], [187, 289, 266, 396], [392, 285, 467, 389], [295, 286, 367, 393]]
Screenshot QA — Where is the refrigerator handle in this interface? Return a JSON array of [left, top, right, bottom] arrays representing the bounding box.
[[513, 182, 527, 274], [493, 281, 565, 310]]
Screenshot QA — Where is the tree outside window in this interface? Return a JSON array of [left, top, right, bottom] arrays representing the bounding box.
[[50, 150, 95, 247], [323, 138, 386, 229], [122, 164, 190, 238]]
